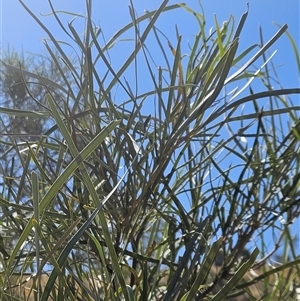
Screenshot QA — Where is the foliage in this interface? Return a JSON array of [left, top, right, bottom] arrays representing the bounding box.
[[0, 1, 299, 300]]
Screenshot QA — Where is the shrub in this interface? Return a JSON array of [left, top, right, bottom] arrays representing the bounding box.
[[0, 1, 299, 300]]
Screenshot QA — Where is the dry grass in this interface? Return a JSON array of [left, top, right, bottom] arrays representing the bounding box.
[[1, 262, 299, 301]]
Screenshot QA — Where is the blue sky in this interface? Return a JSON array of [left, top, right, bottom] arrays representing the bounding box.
[[1, 0, 299, 258], [1, 1, 299, 77], [0, 1, 299, 109]]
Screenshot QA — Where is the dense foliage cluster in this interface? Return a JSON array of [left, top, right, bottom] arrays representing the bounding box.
[[0, 1, 299, 300]]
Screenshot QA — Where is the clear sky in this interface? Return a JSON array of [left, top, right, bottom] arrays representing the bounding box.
[[1, 0, 299, 257], [0, 0, 299, 95]]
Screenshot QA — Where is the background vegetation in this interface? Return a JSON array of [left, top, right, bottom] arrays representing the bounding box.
[[0, 1, 299, 300]]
